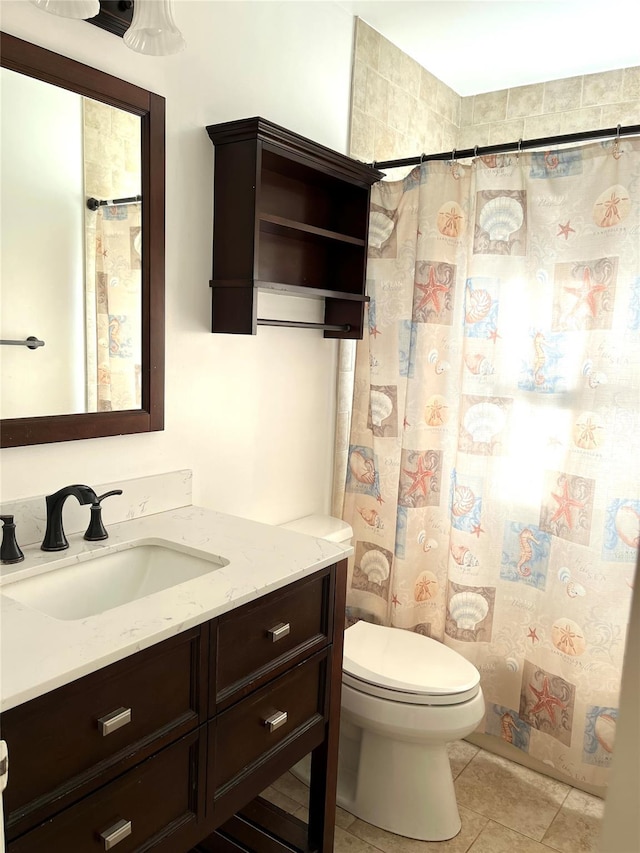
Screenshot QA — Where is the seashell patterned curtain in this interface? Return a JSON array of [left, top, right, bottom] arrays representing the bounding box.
[[336, 139, 640, 788], [85, 203, 142, 412]]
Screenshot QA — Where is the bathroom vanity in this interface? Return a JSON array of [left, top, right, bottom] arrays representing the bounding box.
[[0, 504, 349, 853]]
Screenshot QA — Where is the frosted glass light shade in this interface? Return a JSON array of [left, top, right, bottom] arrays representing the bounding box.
[[29, 0, 100, 18], [123, 0, 185, 56]]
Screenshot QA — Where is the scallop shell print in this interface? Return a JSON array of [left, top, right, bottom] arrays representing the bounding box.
[[360, 549, 390, 584], [370, 390, 393, 428], [452, 485, 476, 517], [449, 591, 489, 630], [594, 713, 616, 753], [368, 210, 395, 248], [463, 401, 505, 443], [349, 449, 376, 484], [479, 196, 524, 241], [465, 287, 493, 323], [614, 505, 640, 548]]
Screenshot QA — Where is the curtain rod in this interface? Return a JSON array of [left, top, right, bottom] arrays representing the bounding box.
[[369, 123, 640, 171]]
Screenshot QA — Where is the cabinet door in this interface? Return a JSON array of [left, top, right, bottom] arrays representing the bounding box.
[[208, 649, 328, 826], [8, 730, 205, 853], [2, 627, 206, 838]]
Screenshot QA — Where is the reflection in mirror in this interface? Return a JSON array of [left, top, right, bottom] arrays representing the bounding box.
[[0, 32, 165, 447], [0, 69, 142, 419]]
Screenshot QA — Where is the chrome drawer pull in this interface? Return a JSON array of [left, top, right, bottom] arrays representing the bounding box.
[[97, 707, 132, 736], [100, 818, 132, 850], [264, 710, 288, 732], [267, 622, 290, 642]]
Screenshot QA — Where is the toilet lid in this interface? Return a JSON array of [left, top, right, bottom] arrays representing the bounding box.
[[343, 621, 480, 699]]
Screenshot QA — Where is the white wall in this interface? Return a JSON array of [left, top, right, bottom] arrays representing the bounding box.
[[0, 0, 355, 523], [0, 69, 85, 418], [600, 548, 640, 851]]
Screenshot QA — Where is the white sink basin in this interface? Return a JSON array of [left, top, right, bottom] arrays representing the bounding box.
[[1, 542, 229, 621]]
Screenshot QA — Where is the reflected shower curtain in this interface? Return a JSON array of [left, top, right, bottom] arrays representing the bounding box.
[[85, 203, 142, 412], [340, 139, 640, 787]]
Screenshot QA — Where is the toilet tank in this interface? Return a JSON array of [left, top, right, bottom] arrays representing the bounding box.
[[280, 514, 353, 550]]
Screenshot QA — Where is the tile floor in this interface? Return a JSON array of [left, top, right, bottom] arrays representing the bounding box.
[[262, 741, 605, 853]]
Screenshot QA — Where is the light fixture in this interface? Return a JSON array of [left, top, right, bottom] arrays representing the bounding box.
[[123, 0, 185, 56], [29, 0, 100, 18], [30, 1, 186, 56]]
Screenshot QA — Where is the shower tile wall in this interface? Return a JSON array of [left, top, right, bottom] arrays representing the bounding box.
[[350, 18, 640, 165]]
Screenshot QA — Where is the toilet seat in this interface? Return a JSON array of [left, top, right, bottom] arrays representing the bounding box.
[[342, 621, 481, 706]]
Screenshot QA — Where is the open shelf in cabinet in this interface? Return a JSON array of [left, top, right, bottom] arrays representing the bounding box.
[[206, 117, 383, 338]]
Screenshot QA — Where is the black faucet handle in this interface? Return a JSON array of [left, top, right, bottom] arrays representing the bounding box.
[[94, 489, 124, 505], [84, 490, 123, 542], [1, 515, 25, 564]]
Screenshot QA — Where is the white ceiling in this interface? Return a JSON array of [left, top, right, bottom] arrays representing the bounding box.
[[336, 1, 640, 96]]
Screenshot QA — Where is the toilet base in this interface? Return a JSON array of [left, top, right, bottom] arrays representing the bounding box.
[[291, 728, 463, 842], [344, 730, 461, 841]]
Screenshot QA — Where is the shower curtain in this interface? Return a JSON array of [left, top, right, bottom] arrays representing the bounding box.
[[337, 138, 640, 787], [85, 203, 142, 412]]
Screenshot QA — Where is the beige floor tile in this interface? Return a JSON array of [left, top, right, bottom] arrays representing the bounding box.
[[542, 788, 604, 853], [455, 750, 570, 841], [270, 770, 310, 807], [292, 803, 357, 830], [259, 784, 301, 813], [448, 739, 480, 779], [468, 820, 553, 852], [334, 825, 386, 852], [347, 806, 488, 852]]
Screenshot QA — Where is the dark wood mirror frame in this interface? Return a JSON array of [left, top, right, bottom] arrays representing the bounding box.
[[0, 32, 165, 448]]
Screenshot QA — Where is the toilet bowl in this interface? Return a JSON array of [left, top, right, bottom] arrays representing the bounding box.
[[280, 515, 485, 842]]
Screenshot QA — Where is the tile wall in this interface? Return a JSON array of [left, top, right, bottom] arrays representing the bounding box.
[[350, 18, 640, 167]]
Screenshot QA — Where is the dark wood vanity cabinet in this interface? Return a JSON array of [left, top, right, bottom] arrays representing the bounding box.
[[1, 560, 347, 853], [206, 117, 383, 339]]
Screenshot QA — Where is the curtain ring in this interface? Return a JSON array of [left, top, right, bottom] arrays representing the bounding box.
[[613, 124, 621, 158], [516, 138, 523, 160], [420, 152, 426, 163]]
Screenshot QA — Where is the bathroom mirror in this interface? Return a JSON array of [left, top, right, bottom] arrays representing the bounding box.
[[0, 32, 165, 447]]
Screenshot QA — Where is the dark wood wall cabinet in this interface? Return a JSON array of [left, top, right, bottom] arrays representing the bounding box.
[[1, 560, 348, 853], [206, 117, 383, 339]]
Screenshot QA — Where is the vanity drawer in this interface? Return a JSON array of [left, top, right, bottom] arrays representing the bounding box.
[[8, 729, 204, 853], [210, 649, 328, 805], [2, 627, 206, 838], [213, 568, 332, 708]]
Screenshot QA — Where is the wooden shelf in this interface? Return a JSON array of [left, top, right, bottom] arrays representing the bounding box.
[[210, 279, 370, 302], [259, 213, 366, 247], [206, 117, 383, 338]]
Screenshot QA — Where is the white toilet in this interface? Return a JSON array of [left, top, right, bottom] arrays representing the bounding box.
[[280, 515, 485, 842]]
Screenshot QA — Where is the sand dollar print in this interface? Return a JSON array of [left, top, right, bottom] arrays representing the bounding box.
[[551, 618, 586, 656], [593, 185, 630, 228], [424, 394, 449, 426], [437, 201, 465, 238]]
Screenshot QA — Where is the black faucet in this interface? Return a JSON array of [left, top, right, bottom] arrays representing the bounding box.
[[41, 484, 99, 551]]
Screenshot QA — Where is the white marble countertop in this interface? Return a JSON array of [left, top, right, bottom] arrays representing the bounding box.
[[0, 506, 351, 712]]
